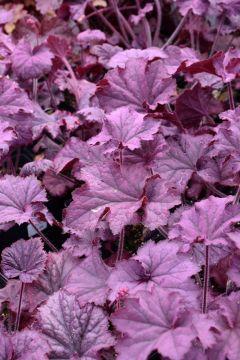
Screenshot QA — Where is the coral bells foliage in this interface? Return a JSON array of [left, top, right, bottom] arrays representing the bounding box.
[[2, 2, 240, 360]]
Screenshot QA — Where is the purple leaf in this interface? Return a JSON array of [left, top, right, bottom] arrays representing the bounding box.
[[0, 121, 17, 159], [47, 35, 71, 58], [0, 175, 47, 225], [66, 249, 110, 305], [227, 255, 240, 286], [20, 159, 53, 177], [188, 243, 231, 267], [175, 0, 209, 15], [143, 177, 181, 229], [77, 29, 106, 47], [0, 331, 12, 360], [63, 230, 101, 258], [53, 137, 105, 176], [39, 289, 115, 359], [0, 78, 33, 144], [123, 135, 168, 169], [64, 162, 148, 235], [11, 330, 51, 360], [27, 250, 82, 307], [42, 169, 74, 197], [130, 3, 153, 25], [111, 288, 196, 360], [208, 292, 240, 360], [97, 58, 176, 112], [169, 196, 240, 246], [11, 40, 53, 80], [32, 104, 61, 140], [0, 7, 14, 25], [175, 83, 214, 128], [154, 134, 214, 191], [0, 279, 40, 314], [108, 240, 199, 300], [1, 238, 46, 283], [91, 43, 123, 68], [36, 0, 63, 15], [107, 48, 167, 69], [89, 107, 159, 151]]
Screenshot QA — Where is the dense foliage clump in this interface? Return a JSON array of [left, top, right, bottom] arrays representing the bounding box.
[[0, 1, 240, 359]]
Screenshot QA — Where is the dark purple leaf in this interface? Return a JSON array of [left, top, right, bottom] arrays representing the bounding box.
[[1, 238, 46, 283], [39, 289, 115, 359]]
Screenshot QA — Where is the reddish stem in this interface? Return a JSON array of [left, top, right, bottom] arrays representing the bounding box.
[[116, 228, 125, 263], [153, 0, 162, 46], [227, 82, 235, 110], [29, 220, 58, 252], [158, 225, 168, 238], [135, 0, 152, 47], [15, 282, 25, 332], [0, 272, 7, 284], [205, 182, 226, 198], [62, 56, 80, 105], [110, 0, 129, 42], [209, 14, 225, 57], [162, 11, 189, 49], [83, 6, 137, 21], [202, 245, 210, 314], [89, 4, 130, 48], [234, 186, 240, 205], [32, 78, 38, 102]]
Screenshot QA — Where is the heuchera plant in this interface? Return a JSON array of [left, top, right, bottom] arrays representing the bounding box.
[[1, 0, 240, 359]]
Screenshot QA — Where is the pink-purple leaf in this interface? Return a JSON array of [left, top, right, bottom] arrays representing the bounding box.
[[89, 106, 159, 151], [0, 175, 47, 225], [53, 137, 105, 176], [0, 78, 34, 144], [108, 240, 199, 300], [143, 177, 181, 229], [36, 0, 63, 15], [64, 162, 148, 235], [32, 104, 62, 140], [111, 288, 196, 360], [47, 35, 71, 58], [39, 289, 115, 359], [123, 135, 168, 169], [27, 250, 82, 307], [77, 29, 106, 47], [1, 238, 46, 283], [154, 134, 214, 191], [97, 58, 176, 112], [11, 330, 51, 360], [20, 159, 53, 177], [169, 195, 240, 246], [66, 249, 110, 305], [227, 255, 240, 286], [174, 0, 209, 15], [0, 121, 17, 159], [42, 169, 74, 197], [208, 292, 240, 360], [62, 230, 101, 258], [0, 331, 12, 360], [11, 40, 53, 80]]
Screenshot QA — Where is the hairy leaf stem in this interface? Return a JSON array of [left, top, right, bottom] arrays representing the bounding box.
[[15, 282, 25, 332], [29, 219, 58, 252], [116, 227, 125, 263], [162, 11, 189, 49], [153, 0, 162, 46], [202, 245, 210, 314], [227, 82, 235, 110]]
